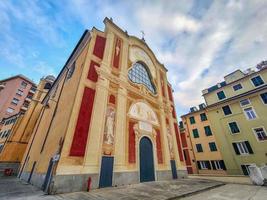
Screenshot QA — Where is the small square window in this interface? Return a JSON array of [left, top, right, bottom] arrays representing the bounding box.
[[251, 76, 264, 87], [229, 122, 240, 134], [222, 105, 232, 115], [6, 107, 14, 113], [240, 99, 250, 107], [209, 142, 217, 151], [260, 92, 267, 104], [200, 113, 207, 121], [217, 91, 226, 100], [196, 144, 203, 152], [233, 83, 243, 91], [189, 116, 195, 124]]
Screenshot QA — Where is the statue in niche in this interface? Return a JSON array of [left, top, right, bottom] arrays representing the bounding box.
[[167, 127, 174, 159], [104, 107, 115, 145]]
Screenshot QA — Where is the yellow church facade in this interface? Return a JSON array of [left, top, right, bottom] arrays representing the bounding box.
[[19, 18, 186, 193]]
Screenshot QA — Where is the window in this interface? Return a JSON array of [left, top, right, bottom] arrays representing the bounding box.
[[240, 99, 250, 107], [11, 98, 19, 105], [211, 160, 226, 170], [229, 122, 240, 134], [189, 116, 195, 124], [16, 89, 23, 96], [253, 127, 267, 141], [0, 144, 4, 153], [192, 129, 199, 138], [21, 81, 27, 89], [67, 62, 75, 79], [200, 113, 207, 121], [232, 141, 253, 155], [6, 107, 14, 114], [128, 62, 156, 94], [204, 126, 212, 136], [196, 144, 203, 152], [209, 142, 217, 151], [260, 92, 267, 104], [251, 75, 264, 87], [197, 161, 211, 170], [241, 164, 252, 176], [217, 91, 226, 100], [222, 105, 232, 115], [233, 83, 242, 91], [243, 107, 257, 120]]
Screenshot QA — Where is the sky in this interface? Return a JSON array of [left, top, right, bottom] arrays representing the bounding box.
[[0, 0, 267, 117]]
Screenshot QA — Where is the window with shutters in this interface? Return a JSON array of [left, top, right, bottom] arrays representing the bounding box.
[[243, 107, 257, 120], [211, 160, 226, 170], [200, 113, 207, 121], [196, 144, 203, 152], [209, 142, 217, 151], [192, 129, 199, 138], [222, 105, 232, 115], [232, 141, 253, 155], [189, 116, 195, 124], [197, 160, 211, 170], [204, 126, 212, 136], [253, 127, 267, 141], [228, 122, 240, 134], [241, 164, 253, 176], [217, 91, 226, 100]]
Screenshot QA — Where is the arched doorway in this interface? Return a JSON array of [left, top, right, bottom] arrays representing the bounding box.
[[139, 137, 155, 182]]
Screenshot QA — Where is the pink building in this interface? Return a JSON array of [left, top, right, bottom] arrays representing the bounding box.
[[0, 75, 37, 122]]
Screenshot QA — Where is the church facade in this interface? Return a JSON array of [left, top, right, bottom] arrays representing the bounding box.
[[19, 18, 187, 193]]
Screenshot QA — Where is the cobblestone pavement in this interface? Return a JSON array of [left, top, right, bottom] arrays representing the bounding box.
[[2, 177, 267, 200], [178, 184, 267, 200]]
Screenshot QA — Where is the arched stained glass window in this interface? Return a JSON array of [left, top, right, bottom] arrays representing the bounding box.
[[128, 62, 156, 94]]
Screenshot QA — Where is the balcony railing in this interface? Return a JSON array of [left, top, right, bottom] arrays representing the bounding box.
[[29, 87, 37, 94], [0, 83, 5, 89]]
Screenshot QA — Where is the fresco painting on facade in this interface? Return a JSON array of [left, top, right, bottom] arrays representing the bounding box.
[[15, 18, 186, 194]]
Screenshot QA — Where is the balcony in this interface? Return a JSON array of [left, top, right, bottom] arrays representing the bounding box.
[[0, 83, 5, 90], [29, 87, 37, 94], [21, 106, 28, 112], [25, 96, 32, 102]]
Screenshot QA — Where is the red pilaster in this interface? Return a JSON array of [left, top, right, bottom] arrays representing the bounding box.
[[128, 121, 136, 163], [156, 129, 163, 164], [93, 35, 106, 59], [174, 123, 184, 161]]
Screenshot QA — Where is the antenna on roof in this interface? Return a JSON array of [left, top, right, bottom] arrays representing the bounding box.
[[141, 30, 145, 41]]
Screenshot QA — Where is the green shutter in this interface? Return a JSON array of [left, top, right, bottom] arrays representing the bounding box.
[[192, 129, 199, 138]]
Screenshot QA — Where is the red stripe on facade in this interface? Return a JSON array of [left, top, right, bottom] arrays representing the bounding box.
[[180, 132, 187, 148], [184, 149, 191, 165], [128, 121, 136, 163], [93, 35, 106, 59], [156, 129, 163, 164], [174, 123, 184, 161], [168, 85, 173, 102], [172, 105, 176, 119], [186, 166, 193, 174], [70, 87, 95, 156], [113, 37, 122, 69], [87, 61, 100, 82]]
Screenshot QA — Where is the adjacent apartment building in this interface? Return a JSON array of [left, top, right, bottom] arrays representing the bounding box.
[[202, 61, 267, 175], [0, 75, 55, 175], [0, 75, 37, 122], [19, 18, 186, 194], [181, 104, 227, 175]]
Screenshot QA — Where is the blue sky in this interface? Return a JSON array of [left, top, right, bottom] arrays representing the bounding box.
[[1, 0, 267, 117]]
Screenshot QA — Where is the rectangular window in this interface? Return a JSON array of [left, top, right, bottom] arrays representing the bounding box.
[[241, 164, 252, 176], [240, 99, 250, 107], [0, 144, 4, 153], [232, 141, 253, 155], [251, 76, 264, 87], [204, 126, 212, 136], [211, 160, 225, 170], [192, 129, 199, 138], [229, 122, 240, 134], [200, 113, 207, 121], [233, 83, 243, 91], [196, 144, 203, 152], [21, 81, 27, 88], [217, 91, 226, 100], [11, 98, 19, 105], [209, 142, 217, 151], [260, 92, 267, 104], [253, 127, 267, 141], [197, 161, 211, 170], [244, 107, 257, 120], [222, 105, 232, 115], [6, 107, 14, 113], [189, 116, 195, 124], [16, 89, 23, 96]]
